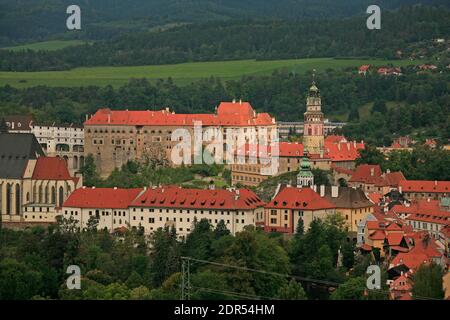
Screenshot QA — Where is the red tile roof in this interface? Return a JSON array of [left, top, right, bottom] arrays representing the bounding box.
[[360, 243, 373, 251], [359, 65, 371, 72], [399, 180, 450, 193], [409, 232, 442, 258], [391, 252, 430, 270], [32, 157, 73, 181], [367, 192, 383, 204], [386, 233, 404, 246], [266, 187, 335, 210], [369, 229, 386, 240], [330, 163, 355, 176], [325, 135, 347, 144], [349, 164, 383, 184], [349, 164, 404, 187], [390, 274, 412, 292], [130, 186, 265, 210], [441, 225, 450, 238], [85, 102, 275, 127], [63, 187, 144, 209], [391, 200, 450, 225], [324, 141, 364, 162]]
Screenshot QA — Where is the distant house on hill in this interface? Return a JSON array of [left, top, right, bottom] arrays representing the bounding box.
[[358, 64, 371, 76], [377, 67, 402, 76]]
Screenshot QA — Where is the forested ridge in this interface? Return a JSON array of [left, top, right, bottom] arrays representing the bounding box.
[[1, 0, 448, 46], [1, 6, 449, 71]]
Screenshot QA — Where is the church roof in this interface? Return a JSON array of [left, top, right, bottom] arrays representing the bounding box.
[[0, 133, 44, 179]]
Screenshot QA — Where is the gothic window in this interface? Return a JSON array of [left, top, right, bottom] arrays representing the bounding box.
[[6, 183, 12, 215], [58, 186, 64, 207], [15, 184, 21, 215], [51, 186, 56, 204]]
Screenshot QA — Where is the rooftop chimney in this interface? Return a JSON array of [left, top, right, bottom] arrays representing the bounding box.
[[370, 168, 375, 176], [434, 180, 438, 186]]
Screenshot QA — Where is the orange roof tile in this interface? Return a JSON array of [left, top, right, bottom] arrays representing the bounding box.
[[266, 187, 335, 210], [399, 180, 450, 193], [131, 186, 264, 210], [85, 103, 274, 127], [32, 157, 73, 181], [63, 188, 143, 209]]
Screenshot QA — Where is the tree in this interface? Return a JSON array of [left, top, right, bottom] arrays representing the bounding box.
[[183, 219, 214, 265], [0, 258, 43, 300], [276, 280, 307, 300], [356, 145, 386, 167], [412, 263, 444, 299], [371, 100, 387, 114], [330, 276, 367, 300], [149, 227, 180, 287], [295, 218, 304, 238], [130, 286, 152, 300], [86, 215, 99, 232], [341, 241, 355, 270], [214, 220, 230, 238], [347, 107, 359, 122], [80, 154, 101, 187]]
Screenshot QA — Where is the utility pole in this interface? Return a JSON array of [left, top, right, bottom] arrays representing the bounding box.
[[181, 257, 191, 300]]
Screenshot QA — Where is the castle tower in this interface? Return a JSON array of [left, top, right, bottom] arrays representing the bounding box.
[[302, 80, 325, 154], [297, 151, 314, 188]]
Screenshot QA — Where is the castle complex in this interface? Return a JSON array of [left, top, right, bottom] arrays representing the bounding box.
[[84, 102, 276, 177]]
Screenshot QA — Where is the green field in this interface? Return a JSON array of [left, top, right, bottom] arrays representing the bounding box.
[[0, 58, 421, 88], [2, 40, 88, 51]]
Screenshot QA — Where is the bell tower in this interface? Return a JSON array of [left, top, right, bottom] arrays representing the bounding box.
[[297, 152, 314, 188], [302, 77, 324, 154]]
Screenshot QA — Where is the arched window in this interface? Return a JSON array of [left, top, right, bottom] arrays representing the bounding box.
[[6, 183, 12, 215], [45, 185, 49, 203], [33, 185, 37, 203], [39, 185, 43, 203], [26, 192, 30, 202], [51, 186, 56, 204], [58, 186, 64, 207], [15, 184, 21, 215]]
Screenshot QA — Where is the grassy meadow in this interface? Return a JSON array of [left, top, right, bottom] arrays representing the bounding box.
[[0, 57, 421, 88]]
